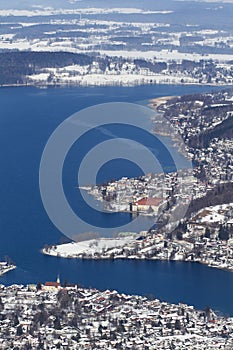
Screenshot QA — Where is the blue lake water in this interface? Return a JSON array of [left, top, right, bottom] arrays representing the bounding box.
[[0, 84, 232, 315]]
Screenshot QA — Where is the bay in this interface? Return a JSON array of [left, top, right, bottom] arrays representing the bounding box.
[[0, 84, 231, 315]]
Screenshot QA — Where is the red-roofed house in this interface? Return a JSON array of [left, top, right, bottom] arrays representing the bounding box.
[[43, 275, 61, 291], [132, 197, 163, 214]]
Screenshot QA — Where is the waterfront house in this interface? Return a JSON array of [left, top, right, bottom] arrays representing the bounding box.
[[44, 275, 61, 291], [132, 197, 163, 214]]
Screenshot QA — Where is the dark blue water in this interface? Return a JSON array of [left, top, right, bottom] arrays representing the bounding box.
[[62, 109, 186, 235], [0, 84, 232, 315]]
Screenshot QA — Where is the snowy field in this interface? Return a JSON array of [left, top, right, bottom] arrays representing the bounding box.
[[43, 235, 137, 258]]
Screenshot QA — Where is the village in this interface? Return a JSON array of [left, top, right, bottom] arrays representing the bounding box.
[[87, 169, 197, 216], [0, 281, 233, 349], [43, 202, 233, 273], [1, 1, 233, 348], [0, 59, 233, 350], [154, 89, 233, 185], [1, 5, 233, 87], [44, 88, 233, 275], [87, 89, 233, 217]]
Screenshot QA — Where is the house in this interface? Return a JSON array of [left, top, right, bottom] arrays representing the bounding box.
[[131, 197, 163, 214], [43, 275, 61, 291]]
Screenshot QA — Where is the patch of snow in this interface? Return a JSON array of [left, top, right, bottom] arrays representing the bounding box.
[[43, 236, 136, 258], [0, 8, 173, 17]]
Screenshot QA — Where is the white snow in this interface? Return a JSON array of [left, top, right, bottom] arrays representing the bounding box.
[[43, 236, 136, 258], [99, 49, 233, 63], [0, 34, 15, 39], [195, 203, 233, 224], [19, 22, 38, 27], [0, 8, 173, 17], [196, 29, 220, 35], [28, 73, 50, 81], [26, 69, 203, 87]]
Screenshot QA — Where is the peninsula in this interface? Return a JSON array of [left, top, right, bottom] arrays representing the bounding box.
[[0, 261, 16, 277], [42, 88, 233, 274]]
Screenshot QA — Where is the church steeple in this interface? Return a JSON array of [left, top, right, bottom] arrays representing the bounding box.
[[56, 274, 60, 285]]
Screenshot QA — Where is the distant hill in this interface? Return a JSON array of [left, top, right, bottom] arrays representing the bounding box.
[[0, 51, 168, 85]]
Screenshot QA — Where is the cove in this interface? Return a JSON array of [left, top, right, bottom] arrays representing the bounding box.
[[0, 84, 231, 315]]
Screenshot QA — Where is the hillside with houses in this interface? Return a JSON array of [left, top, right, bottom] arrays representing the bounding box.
[[0, 282, 232, 349]]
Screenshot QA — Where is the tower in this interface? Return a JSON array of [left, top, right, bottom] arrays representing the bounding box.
[[56, 274, 60, 285]]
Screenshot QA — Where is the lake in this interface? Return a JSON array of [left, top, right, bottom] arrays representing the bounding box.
[[0, 83, 232, 315]]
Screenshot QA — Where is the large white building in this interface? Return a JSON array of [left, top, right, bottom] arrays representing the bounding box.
[[131, 197, 163, 214]]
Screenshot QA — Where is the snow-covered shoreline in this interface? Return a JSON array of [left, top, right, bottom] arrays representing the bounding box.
[[42, 235, 138, 259], [0, 262, 16, 277], [0, 79, 230, 89], [42, 234, 233, 274]]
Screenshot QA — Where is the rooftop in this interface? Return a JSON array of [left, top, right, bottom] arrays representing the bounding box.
[[135, 197, 163, 206]]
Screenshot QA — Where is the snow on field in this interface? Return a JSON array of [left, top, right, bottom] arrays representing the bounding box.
[[99, 49, 233, 63], [26, 70, 200, 87], [0, 34, 15, 39], [195, 203, 233, 224], [19, 23, 38, 27], [43, 236, 136, 258], [0, 8, 173, 17], [0, 39, 31, 51], [196, 29, 220, 35], [29, 73, 50, 81]]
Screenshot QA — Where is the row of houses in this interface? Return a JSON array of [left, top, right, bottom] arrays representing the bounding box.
[[0, 282, 233, 349]]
